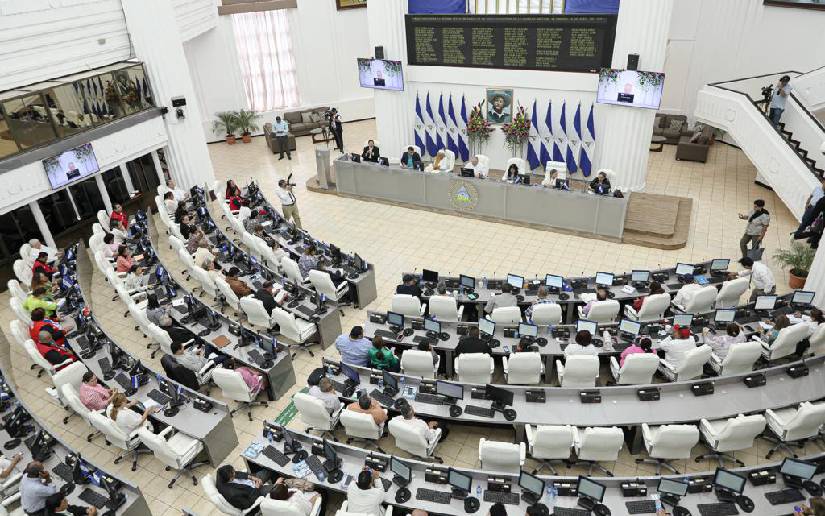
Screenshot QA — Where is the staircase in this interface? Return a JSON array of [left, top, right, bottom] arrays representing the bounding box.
[[773, 119, 824, 178]]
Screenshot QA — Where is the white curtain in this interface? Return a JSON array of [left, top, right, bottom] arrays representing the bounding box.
[[469, 0, 563, 14], [231, 10, 300, 112]]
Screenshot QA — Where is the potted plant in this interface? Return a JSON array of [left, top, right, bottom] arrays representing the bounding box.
[[212, 111, 238, 145], [501, 104, 532, 157], [465, 101, 494, 157], [235, 109, 261, 144], [773, 240, 816, 289]]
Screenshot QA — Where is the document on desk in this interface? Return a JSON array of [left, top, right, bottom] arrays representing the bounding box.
[[759, 322, 774, 331], [143, 400, 162, 411], [579, 293, 597, 303]]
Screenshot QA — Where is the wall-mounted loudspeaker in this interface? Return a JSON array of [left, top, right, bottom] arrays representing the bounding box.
[[627, 53, 639, 71], [375, 46, 384, 59]]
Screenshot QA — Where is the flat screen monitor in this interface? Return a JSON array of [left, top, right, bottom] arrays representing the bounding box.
[[755, 295, 777, 311], [792, 290, 816, 306], [323, 440, 338, 464], [577, 319, 598, 336], [390, 457, 411, 482], [340, 363, 360, 383], [357, 58, 404, 91], [283, 427, 297, 449], [631, 270, 650, 283], [714, 309, 736, 323], [436, 380, 463, 399], [595, 272, 614, 286], [673, 313, 693, 328], [422, 269, 438, 283], [485, 384, 514, 407], [460, 274, 476, 289], [448, 468, 472, 492], [519, 470, 545, 496], [424, 318, 441, 333], [382, 370, 398, 391], [675, 263, 694, 276], [780, 458, 817, 480], [507, 274, 524, 289], [577, 476, 606, 502], [619, 319, 641, 336], [518, 323, 538, 337], [261, 337, 275, 354], [42, 143, 100, 189], [711, 259, 730, 271], [545, 274, 564, 289], [713, 468, 746, 495], [596, 69, 665, 110], [657, 478, 688, 497], [387, 311, 405, 328], [479, 318, 495, 337]]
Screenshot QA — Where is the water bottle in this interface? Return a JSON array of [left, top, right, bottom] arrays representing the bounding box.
[[482, 276, 488, 289], [546, 484, 557, 508], [399, 375, 406, 395], [602, 329, 612, 350], [378, 377, 384, 390], [476, 485, 482, 499]]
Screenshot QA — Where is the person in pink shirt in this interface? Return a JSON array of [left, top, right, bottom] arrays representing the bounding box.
[[78, 372, 113, 411], [227, 359, 268, 393], [619, 337, 653, 367]]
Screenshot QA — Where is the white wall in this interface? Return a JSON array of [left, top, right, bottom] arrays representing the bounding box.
[[172, 0, 219, 42]]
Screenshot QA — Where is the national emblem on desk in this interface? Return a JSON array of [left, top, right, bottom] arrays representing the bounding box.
[[449, 181, 479, 211]]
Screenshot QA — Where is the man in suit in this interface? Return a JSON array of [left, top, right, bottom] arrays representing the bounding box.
[[395, 274, 422, 300], [215, 464, 272, 510], [254, 281, 280, 315], [362, 139, 380, 162], [400, 146, 422, 170], [329, 108, 343, 152], [225, 267, 252, 298], [455, 326, 490, 356]]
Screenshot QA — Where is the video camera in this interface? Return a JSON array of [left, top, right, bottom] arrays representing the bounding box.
[[284, 173, 297, 188], [761, 84, 773, 103]]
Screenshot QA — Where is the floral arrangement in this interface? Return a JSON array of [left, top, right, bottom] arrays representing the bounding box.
[[599, 68, 620, 84], [501, 104, 532, 155], [637, 71, 665, 90], [465, 102, 494, 155]]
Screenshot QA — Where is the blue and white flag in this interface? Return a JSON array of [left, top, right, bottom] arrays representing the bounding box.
[[436, 94, 446, 152], [579, 144, 592, 177], [414, 94, 426, 154], [559, 100, 567, 137], [424, 93, 437, 157], [458, 95, 470, 161], [573, 102, 582, 141], [526, 100, 541, 170], [586, 103, 596, 141], [565, 141, 578, 173], [446, 95, 459, 158], [552, 140, 564, 163]]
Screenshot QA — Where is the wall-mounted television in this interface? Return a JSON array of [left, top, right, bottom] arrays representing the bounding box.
[[357, 58, 405, 91], [596, 69, 666, 110], [42, 143, 100, 189]]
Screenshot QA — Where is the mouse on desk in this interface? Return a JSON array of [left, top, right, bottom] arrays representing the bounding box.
[[672, 506, 692, 516], [463, 496, 480, 513], [736, 495, 754, 513], [593, 503, 611, 516]]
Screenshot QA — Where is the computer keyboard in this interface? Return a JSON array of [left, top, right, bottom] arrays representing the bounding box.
[[148, 389, 171, 406], [765, 487, 805, 505], [79, 488, 109, 508], [464, 405, 495, 418], [370, 390, 396, 407], [295, 305, 316, 318], [697, 503, 740, 516], [262, 446, 289, 467], [52, 462, 74, 483], [415, 393, 445, 405], [483, 490, 520, 505], [551, 507, 590, 516], [416, 488, 452, 504], [374, 329, 399, 341], [305, 454, 325, 478], [625, 500, 658, 514]]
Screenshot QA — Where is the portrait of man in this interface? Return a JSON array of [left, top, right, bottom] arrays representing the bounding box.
[[486, 88, 513, 124]]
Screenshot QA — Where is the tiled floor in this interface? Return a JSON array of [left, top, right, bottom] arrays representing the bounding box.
[[0, 119, 811, 515]]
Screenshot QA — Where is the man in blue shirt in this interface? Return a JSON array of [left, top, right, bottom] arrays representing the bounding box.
[[273, 116, 291, 161], [335, 326, 372, 367], [20, 461, 58, 515]]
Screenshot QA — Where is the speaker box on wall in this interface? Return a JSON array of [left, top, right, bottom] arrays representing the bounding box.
[[375, 46, 384, 59], [627, 53, 639, 70]]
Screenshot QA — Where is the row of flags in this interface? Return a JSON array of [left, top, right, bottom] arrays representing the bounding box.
[[413, 93, 597, 176]]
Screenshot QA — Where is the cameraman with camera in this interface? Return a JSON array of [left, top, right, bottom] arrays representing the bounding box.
[[768, 75, 792, 127], [276, 175, 302, 228], [327, 108, 344, 153]]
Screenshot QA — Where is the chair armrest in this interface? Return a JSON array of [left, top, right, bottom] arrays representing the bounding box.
[[52, 358, 76, 371], [624, 306, 638, 318], [555, 360, 565, 380], [609, 357, 620, 379], [478, 438, 486, 457], [502, 356, 509, 374], [658, 359, 675, 373], [385, 506, 394, 516], [242, 496, 265, 515], [419, 303, 427, 316], [698, 418, 714, 441], [158, 426, 176, 439], [457, 305, 465, 320], [641, 423, 654, 445], [764, 408, 785, 428], [752, 336, 769, 349], [519, 442, 527, 464], [525, 425, 535, 447], [672, 303, 685, 313]]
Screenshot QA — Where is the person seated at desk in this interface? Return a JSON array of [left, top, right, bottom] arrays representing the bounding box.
[[427, 150, 450, 173], [733, 256, 776, 301], [244, 210, 263, 234], [254, 281, 285, 316], [488, 503, 508, 516], [298, 245, 320, 278], [485, 282, 518, 315], [505, 163, 520, 182], [226, 267, 253, 298], [20, 461, 59, 516], [391, 404, 445, 442], [346, 469, 385, 516], [632, 281, 665, 312], [362, 140, 380, 163], [163, 191, 177, 217], [396, 274, 422, 300], [590, 171, 611, 195], [79, 372, 113, 411], [400, 146, 422, 170], [216, 464, 273, 511], [673, 274, 703, 307], [225, 358, 269, 393], [582, 287, 608, 317], [308, 377, 342, 414], [30, 270, 54, 295], [797, 497, 825, 516], [35, 328, 77, 368], [620, 337, 654, 367], [167, 179, 188, 202], [115, 245, 137, 274], [455, 326, 490, 356], [368, 336, 399, 371], [32, 252, 56, 280], [804, 308, 825, 332], [109, 203, 128, 230], [23, 287, 58, 317], [565, 330, 599, 356], [761, 314, 791, 345], [179, 214, 198, 241], [108, 392, 160, 435], [464, 155, 489, 179], [27, 239, 58, 263], [335, 326, 373, 367], [269, 478, 321, 516], [29, 307, 72, 348], [542, 168, 569, 190], [417, 340, 438, 367], [101, 233, 119, 260], [347, 392, 388, 426], [226, 179, 242, 200], [654, 325, 695, 370], [702, 323, 745, 360], [44, 491, 98, 516], [192, 238, 216, 269], [170, 340, 208, 373], [525, 287, 557, 323]]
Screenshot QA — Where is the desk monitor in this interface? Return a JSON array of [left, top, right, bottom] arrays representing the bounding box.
[[390, 457, 411, 484], [595, 272, 614, 287], [460, 274, 476, 289], [577, 476, 606, 502], [323, 440, 338, 466], [673, 313, 693, 328], [711, 259, 730, 271], [382, 371, 399, 392], [714, 309, 736, 323], [619, 319, 641, 336], [507, 274, 524, 289], [518, 323, 538, 338], [387, 311, 405, 329], [780, 458, 817, 480], [485, 384, 514, 407], [545, 274, 564, 289], [755, 295, 777, 311], [631, 270, 650, 283], [261, 336, 275, 354], [577, 319, 598, 336], [449, 468, 472, 493], [340, 363, 360, 384], [436, 380, 463, 400], [519, 470, 545, 497], [354, 253, 366, 271], [675, 263, 694, 276], [379, 157, 389, 166], [422, 269, 439, 283], [713, 468, 746, 495], [479, 318, 495, 337], [424, 318, 441, 333], [792, 290, 816, 306], [283, 427, 299, 452], [658, 478, 689, 497]]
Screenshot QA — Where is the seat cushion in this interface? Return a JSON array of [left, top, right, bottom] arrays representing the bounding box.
[[167, 432, 200, 456], [284, 111, 302, 124]]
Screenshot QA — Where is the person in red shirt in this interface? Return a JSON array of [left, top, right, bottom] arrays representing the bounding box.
[[29, 308, 76, 366], [31, 252, 56, 280], [109, 203, 128, 230], [225, 179, 241, 199]]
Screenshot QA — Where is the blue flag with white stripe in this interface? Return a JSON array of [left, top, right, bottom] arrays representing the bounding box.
[[587, 103, 596, 141], [424, 93, 437, 157], [458, 95, 469, 161], [573, 102, 582, 141], [526, 100, 541, 170], [565, 142, 578, 173], [436, 94, 446, 151], [579, 144, 592, 177]]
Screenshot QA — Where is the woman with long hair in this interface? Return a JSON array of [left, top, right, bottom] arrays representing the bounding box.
[[108, 392, 159, 434]]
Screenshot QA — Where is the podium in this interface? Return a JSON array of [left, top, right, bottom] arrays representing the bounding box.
[[315, 149, 332, 189]]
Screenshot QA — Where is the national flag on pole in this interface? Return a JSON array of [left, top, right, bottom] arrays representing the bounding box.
[[565, 142, 578, 173], [414, 94, 426, 153], [573, 102, 582, 141], [552, 140, 564, 162], [579, 144, 592, 177], [446, 95, 459, 157], [458, 95, 469, 161], [586, 103, 596, 141], [559, 100, 567, 137], [539, 141, 550, 166], [526, 100, 541, 170], [436, 94, 446, 151], [544, 100, 553, 135], [424, 93, 437, 157]]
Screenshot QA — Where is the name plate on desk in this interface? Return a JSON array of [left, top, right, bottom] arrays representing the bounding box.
[[369, 313, 386, 324], [503, 329, 517, 338], [411, 320, 424, 330], [555, 482, 578, 497], [691, 382, 714, 396], [579, 390, 601, 403], [425, 467, 448, 484], [621, 483, 647, 497], [636, 388, 660, 401], [365, 455, 388, 472], [743, 373, 766, 388], [748, 469, 776, 486], [787, 363, 809, 378]]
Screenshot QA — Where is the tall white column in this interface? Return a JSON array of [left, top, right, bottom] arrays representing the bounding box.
[[119, 164, 136, 194], [151, 149, 166, 184], [121, 0, 215, 190], [805, 245, 825, 309], [594, 0, 674, 191], [94, 174, 113, 212], [29, 201, 56, 250]]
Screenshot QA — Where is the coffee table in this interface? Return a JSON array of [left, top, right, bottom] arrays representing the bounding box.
[[310, 127, 334, 145], [649, 135, 667, 152]]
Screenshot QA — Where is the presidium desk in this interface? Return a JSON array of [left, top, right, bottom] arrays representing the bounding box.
[[332, 156, 629, 239]]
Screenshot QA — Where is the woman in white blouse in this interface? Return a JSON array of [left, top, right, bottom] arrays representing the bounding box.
[[108, 392, 159, 434], [269, 478, 320, 516]]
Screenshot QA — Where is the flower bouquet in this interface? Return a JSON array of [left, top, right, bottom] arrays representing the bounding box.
[[466, 102, 494, 156], [501, 104, 532, 156]]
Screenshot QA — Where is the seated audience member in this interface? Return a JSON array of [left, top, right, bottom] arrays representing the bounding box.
[[186, 228, 209, 255], [590, 171, 611, 195], [192, 238, 215, 269], [244, 210, 263, 234], [32, 252, 56, 280], [485, 282, 517, 314], [35, 329, 76, 367], [298, 245, 319, 278], [505, 163, 520, 181], [170, 341, 207, 373], [29, 308, 70, 346], [417, 340, 438, 366], [525, 287, 557, 322], [23, 287, 58, 316], [400, 146, 422, 170], [542, 168, 569, 190], [109, 203, 128, 230], [228, 191, 246, 212], [395, 274, 422, 300], [20, 462, 58, 515], [368, 336, 399, 371], [0, 451, 22, 480], [101, 233, 119, 259], [108, 392, 158, 435], [673, 274, 703, 307], [362, 140, 380, 163], [347, 392, 388, 426], [565, 330, 599, 356], [582, 287, 609, 317], [804, 308, 825, 332], [163, 192, 177, 217], [226, 267, 253, 298], [526, 504, 550, 516], [797, 497, 825, 516], [455, 326, 490, 356], [79, 372, 113, 411], [654, 325, 695, 370], [428, 150, 450, 173], [488, 503, 508, 516], [44, 491, 97, 515], [308, 378, 342, 414], [466, 155, 489, 178], [179, 214, 197, 241], [762, 314, 791, 345], [174, 202, 188, 225], [167, 179, 188, 202], [254, 281, 284, 315], [620, 337, 653, 367], [632, 282, 665, 312], [335, 326, 373, 367], [146, 293, 196, 344], [391, 404, 442, 443], [31, 271, 54, 295], [216, 464, 272, 511], [702, 323, 745, 359], [226, 179, 242, 199], [115, 245, 137, 274], [269, 478, 321, 516], [226, 359, 268, 393], [346, 469, 385, 516]]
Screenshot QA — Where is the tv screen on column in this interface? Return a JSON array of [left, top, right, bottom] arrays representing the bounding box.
[[42, 143, 100, 189], [596, 69, 665, 110], [357, 58, 405, 91]]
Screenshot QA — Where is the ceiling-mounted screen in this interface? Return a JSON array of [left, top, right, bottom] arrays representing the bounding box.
[[596, 68, 666, 110], [357, 58, 405, 91], [42, 143, 100, 189]]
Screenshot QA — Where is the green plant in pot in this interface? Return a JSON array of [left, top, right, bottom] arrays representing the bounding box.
[[212, 111, 239, 145], [235, 109, 261, 144], [773, 240, 815, 289]]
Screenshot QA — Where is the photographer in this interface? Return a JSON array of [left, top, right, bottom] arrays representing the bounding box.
[[769, 75, 792, 127], [328, 108, 343, 153], [276, 177, 302, 228]]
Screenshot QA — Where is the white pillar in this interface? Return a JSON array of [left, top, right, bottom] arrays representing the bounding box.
[[594, 0, 674, 191], [119, 164, 136, 194], [95, 174, 113, 213], [29, 201, 56, 250], [121, 0, 215, 190], [806, 245, 825, 309], [151, 149, 166, 184]]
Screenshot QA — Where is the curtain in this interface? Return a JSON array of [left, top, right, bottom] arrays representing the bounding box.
[[231, 10, 299, 111], [469, 0, 564, 14]]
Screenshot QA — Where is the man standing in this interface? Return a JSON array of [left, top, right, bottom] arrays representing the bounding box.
[[276, 179, 302, 228], [735, 257, 776, 301], [362, 140, 380, 162], [273, 116, 291, 160], [794, 174, 825, 238], [738, 199, 770, 259], [768, 75, 792, 127], [329, 108, 344, 153]]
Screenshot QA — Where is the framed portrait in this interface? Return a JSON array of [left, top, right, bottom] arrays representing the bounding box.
[[486, 88, 514, 125], [336, 0, 367, 9]]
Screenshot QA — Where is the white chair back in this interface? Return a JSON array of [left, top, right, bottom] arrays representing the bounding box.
[[490, 306, 521, 324], [7, 280, 28, 303], [391, 294, 423, 317], [529, 425, 575, 460], [212, 368, 254, 403], [192, 266, 218, 299], [18, 243, 32, 261], [765, 324, 809, 361], [783, 402, 825, 442], [272, 307, 314, 343], [506, 352, 542, 385], [23, 339, 55, 376], [400, 350, 436, 378], [647, 424, 700, 460], [146, 323, 174, 356], [177, 248, 196, 272], [214, 277, 241, 311], [60, 384, 92, 422], [531, 303, 562, 325], [260, 498, 314, 516], [202, 474, 244, 515], [128, 302, 152, 335], [559, 355, 599, 387], [719, 341, 762, 375], [309, 270, 344, 302], [137, 428, 181, 468], [51, 361, 87, 393], [455, 353, 494, 384], [10, 298, 31, 323], [282, 257, 305, 283], [615, 353, 660, 385], [389, 417, 433, 458], [429, 295, 461, 322], [586, 300, 620, 323], [810, 323, 825, 356], [294, 393, 336, 431], [479, 439, 523, 473], [715, 278, 749, 308], [684, 286, 718, 314], [503, 157, 528, 179], [240, 296, 272, 329], [13, 260, 32, 285], [88, 411, 134, 450], [96, 210, 110, 231], [577, 427, 624, 461], [712, 415, 766, 452], [636, 294, 671, 321], [340, 409, 382, 440], [9, 320, 30, 347], [673, 344, 712, 381]]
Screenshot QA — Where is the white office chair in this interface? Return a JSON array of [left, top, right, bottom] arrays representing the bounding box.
[[214, 276, 242, 314], [127, 301, 152, 337], [625, 294, 671, 322], [12, 260, 32, 286], [391, 294, 426, 318], [261, 496, 323, 516], [212, 367, 268, 421], [294, 392, 342, 440], [336, 502, 393, 516], [23, 339, 73, 379], [202, 474, 264, 515], [400, 350, 438, 379], [697, 414, 766, 467], [138, 427, 207, 488], [272, 307, 318, 357], [675, 286, 717, 315], [571, 426, 624, 476], [177, 248, 196, 280], [455, 353, 494, 384], [429, 295, 464, 322], [525, 425, 575, 474], [8, 320, 30, 348], [755, 323, 810, 362], [479, 439, 525, 473], [609, 353, 659, 385], [637, 423, 700, 474], [191, 266, 219, 299], [708, 341, 762, 375], [556, 355, 599, 387], [146, 323, 177, 358], [388, 417, 443, 462], [240, 296, 273, 331], [6, 280, 27, 303], [260, 245, 286, 272], [503, 352, 543, 385], [474, 154, 490, 178], [489, 306, 522, 324], [309, 270, 350, 311], [281, 257, 307, 285], [530, 303, 562, 325], [809, 323, 825, 356], [18, 243, 31, 262], [578, 300, 620, 324], [96, 210, 110, 231], [340, 407, 387, 452], [9, 298, 30, 324], [763, 401, 825, 459], [502, 157, 528, 181], [715, 278, 750, 308], [659, 344, 712, 382], [58, 384, 102, 443], [543, 161, 567, 186], [50, 360, 86, 402], [88, 411, 150, 471]]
